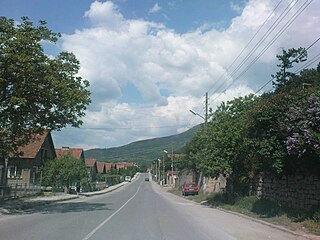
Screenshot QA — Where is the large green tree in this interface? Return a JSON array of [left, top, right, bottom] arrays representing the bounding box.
[[41, 155, 88, 192], [0, 17, 90, 158], [186, 95, 257, 194]]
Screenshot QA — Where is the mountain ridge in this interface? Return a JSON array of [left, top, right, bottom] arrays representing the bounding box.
[[84, 124, 201, 165]]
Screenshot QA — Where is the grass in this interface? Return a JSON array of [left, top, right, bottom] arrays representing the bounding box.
[[168, 189, 320, 236]]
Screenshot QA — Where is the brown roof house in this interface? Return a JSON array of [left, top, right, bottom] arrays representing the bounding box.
[[4, 131, 56, 186], [104, 162, 113, 172], [97, 162, 106, 174], [85, 158, 98, 182], [55, 147, 85, 162]]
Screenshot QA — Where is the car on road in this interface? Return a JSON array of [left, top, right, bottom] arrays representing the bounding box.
[[182, 182, 199, 196], [145, 177, 149, 181], [125, 176, 132, 182]]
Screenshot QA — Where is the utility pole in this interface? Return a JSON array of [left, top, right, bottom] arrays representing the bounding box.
[[171, 146, 174, 187], [162, 154, 165, 186], [189, 92, 209, 189], [205, 92, 208, 125], [198, 92, 208, 189]]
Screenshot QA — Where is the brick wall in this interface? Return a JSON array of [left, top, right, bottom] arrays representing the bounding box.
[[254, 175, 320, 210]]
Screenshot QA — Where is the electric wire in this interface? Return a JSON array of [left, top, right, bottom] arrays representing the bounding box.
[[209, 0, 313, 105], [205, 0, 285, 95], [254, 36, 320, 94]]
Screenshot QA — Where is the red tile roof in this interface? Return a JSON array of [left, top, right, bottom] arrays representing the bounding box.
[[55, 147, 84, 159], [97, 162, 106, 173], [105, 162, 112, 172], [85, 158, 97, 167], [12, 131, 49, 159], [115, 163, 125, 169]]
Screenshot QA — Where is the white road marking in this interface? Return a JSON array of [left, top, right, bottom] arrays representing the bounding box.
[[81, 180, 143, 240]]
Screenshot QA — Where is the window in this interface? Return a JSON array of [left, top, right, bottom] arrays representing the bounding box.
[[7, 166, 22, 178]]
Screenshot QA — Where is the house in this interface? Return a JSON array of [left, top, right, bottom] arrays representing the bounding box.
[[97, 162, 106, 174], [105, 162, 113, 172], [114, 162, 136, 170], [55, 147, 85, 162], [115, 162, 126, 170], [166, 153, 185, 159], [85, 158, 97, 182], [4, 131, 56, 186]]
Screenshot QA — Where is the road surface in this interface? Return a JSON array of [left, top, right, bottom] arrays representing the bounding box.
[[0, 173, 309, 240]]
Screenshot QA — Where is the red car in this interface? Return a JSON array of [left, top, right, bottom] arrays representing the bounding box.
[[182, 182, 199, 196]]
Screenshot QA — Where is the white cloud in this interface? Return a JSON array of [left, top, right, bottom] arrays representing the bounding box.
[[230, 1, 245, 14], [55, 0, 320, 148], [149, 3, 162, 14]]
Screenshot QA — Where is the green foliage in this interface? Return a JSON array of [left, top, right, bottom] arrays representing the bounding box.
[[0, 16, 90, 158], [272, 47, 307, 92], [185, 52, 320, 194], [185, 95, 257, 194], [41, 155, 88, 191]]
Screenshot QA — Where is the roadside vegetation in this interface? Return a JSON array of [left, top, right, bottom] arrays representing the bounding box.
[[168, 188, 320, 235], [176, 47, 320, 235], [184, 48, 320, 193], [41, 155, 88, 193]]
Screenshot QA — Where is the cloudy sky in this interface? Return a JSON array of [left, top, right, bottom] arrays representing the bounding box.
[[1, 0, 320, 149]]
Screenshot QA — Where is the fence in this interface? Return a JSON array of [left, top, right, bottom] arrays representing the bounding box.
[[0, 183, 41, 199]]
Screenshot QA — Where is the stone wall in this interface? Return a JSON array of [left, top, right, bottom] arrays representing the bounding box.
[[254, 175, 320, 210], [177, 169, 195, 188], [203, 175, 226, 194]]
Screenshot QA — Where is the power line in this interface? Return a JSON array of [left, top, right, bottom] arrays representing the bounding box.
[[205, 0, 285, 95], [186, 0, 285, 127], [209, 0, 313, 105], [61, 124, 191, 130], [207, 0, 297, 100], [255, 35, 320, 94]]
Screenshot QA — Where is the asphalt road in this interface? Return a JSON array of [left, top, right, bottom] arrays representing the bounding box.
[[0, 173, 309, 240]]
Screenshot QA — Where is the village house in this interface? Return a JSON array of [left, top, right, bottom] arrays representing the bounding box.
[[105, 162, 113, 172], [55, 147, 85, 162], [3, 131, 56, 186], [97, 162, 106, 174], [85, 158, 98, 182]]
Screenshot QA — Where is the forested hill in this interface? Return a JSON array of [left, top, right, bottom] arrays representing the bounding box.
[[84, 125, 201, 165]]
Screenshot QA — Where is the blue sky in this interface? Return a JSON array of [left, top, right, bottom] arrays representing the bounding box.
[[1, 0, 320, 149], [1, 0, 241, 33]]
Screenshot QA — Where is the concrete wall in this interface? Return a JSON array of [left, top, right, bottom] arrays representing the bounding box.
[[254, 175, 320, 210]]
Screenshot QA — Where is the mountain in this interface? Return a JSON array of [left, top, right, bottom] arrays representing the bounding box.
[[84, 124, 201, 166]]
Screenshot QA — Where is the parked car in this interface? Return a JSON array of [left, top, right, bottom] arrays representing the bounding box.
[[125, 176, 132, 182], [182, 182, 199, 196]]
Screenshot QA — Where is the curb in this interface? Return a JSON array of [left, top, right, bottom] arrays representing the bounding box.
[[78, 182, 127, 197]]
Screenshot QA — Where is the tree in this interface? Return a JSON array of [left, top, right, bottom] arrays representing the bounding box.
[[272, 47, 307, 92], [0, 16, 91, 158], [41, 155, 88, 192], [186, 95, 257, 194], [247, 87, 320, 176]]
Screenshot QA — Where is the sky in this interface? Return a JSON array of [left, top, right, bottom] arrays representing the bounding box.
[[1, 0, 320, 150]]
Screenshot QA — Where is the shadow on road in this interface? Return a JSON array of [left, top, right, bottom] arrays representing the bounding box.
[[1, 200, 113, 215]]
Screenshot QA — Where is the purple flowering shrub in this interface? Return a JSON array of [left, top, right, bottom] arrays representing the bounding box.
[[285, 94, 320, 157]]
